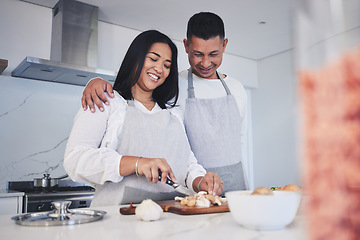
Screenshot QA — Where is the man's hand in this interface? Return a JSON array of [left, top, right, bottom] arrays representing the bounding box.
[[195, 172, 224, 196], [82, 78, 115, 112]]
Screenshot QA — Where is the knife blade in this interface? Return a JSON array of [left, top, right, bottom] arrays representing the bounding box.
[[158, 170, 192, 196]]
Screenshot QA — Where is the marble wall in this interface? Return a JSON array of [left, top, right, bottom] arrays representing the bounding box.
[[0, 75, 84, 189]]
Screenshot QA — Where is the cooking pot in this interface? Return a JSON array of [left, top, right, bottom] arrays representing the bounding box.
[[34, 174, 69, 188]]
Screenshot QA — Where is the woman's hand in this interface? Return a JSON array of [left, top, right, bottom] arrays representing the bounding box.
[[195, 172, 224, 196], [137, 157, 177, 184], [82, 78, 114, 112]]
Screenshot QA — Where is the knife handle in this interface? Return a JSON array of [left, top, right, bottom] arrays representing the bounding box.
[[158, 170, 174, 186]]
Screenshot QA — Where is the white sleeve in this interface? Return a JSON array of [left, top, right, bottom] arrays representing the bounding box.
[[239, 88, 248, 146], [229, 79, 248, 146], [64, 95, 126, 185]]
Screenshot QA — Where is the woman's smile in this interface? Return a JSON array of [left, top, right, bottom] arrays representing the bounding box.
[[147, 72, 160, 81]]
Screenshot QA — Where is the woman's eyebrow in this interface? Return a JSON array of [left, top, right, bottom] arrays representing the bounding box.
[[149, 51, 160, 57]]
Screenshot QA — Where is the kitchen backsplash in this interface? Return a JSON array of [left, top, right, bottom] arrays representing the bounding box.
[[0, 76, 84, 189]]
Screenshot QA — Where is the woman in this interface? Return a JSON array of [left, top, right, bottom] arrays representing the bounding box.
[[64, 30, 223, 207]]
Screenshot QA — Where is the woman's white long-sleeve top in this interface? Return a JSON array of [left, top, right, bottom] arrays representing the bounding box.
[[64, 92, 205, 191]]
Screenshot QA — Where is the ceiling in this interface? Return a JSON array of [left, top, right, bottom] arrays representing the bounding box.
[[22, 0, 294, 60]]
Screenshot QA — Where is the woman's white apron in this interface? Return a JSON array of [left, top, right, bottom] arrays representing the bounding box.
[[91, 101, 191, 206]]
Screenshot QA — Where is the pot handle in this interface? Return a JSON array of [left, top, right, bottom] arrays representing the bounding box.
[[43, 173, 51, 179], [55, 174, 69, 180]]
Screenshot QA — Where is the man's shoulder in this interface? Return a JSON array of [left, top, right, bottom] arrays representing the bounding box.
[[223, 74, 244, 86], [179, 69, 189, 79], [178, 70, 189, 90], [222, 75, 247, 97]]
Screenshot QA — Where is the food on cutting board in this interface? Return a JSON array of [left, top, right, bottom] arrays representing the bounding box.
[[135, 199, 163, 221], [175, 191, 225, 207], [252, 184, 302, 195]]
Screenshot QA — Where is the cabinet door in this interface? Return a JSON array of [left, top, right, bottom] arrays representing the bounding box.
[[0, 197, 22, 215]]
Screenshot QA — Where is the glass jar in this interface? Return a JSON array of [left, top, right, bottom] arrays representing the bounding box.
[[296, 1, 360, 239]]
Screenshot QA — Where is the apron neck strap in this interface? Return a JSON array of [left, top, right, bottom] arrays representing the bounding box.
[[187, 68, 195, 98], [187, 68, 232, 99]]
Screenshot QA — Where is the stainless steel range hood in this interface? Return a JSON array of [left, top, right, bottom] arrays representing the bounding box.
[[12, 0, 116, 86]]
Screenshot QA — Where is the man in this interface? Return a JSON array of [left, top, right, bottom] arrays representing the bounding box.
[[81, 12, 248, 193]]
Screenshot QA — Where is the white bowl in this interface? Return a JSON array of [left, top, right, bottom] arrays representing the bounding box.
[[225, 190, 301, 230]]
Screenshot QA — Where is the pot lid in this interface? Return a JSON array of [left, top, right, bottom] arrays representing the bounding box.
[[11, 201, 106, 226]]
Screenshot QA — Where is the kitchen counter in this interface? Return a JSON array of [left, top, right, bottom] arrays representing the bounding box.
[[0, 190, 24, 215], [0, 204, 307, 240], [0, 190, 24, 198]]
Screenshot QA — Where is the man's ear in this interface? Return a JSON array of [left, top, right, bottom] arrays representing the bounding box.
[[223, 38, 229, 50], [183, 38, 189, 53]]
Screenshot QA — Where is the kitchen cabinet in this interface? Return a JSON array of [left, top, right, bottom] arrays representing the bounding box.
[[0, 191, 24, 215]]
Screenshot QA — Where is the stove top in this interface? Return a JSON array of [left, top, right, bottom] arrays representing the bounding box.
[[8, 179, 95, 213], [7, 180, 95, 194]]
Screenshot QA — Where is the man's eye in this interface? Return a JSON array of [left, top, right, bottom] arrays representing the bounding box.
[[210, 53, 219, 57]]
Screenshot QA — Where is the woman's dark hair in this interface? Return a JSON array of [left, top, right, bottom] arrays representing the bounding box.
[[113, 30, 178, 109], [186, 12, 225, 43]]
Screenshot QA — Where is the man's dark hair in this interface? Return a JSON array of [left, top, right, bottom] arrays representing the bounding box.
[[113, 30, 179, 109], [186, 12, 225, 42]]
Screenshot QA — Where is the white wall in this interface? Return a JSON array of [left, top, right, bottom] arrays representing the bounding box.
[[250, 0, 360, 189], [252, 50, 299, 188], [0, 0, 262, 189]]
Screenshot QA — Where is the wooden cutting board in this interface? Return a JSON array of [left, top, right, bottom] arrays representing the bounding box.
[[0, 59, 8, 75], [120, 200, 229, 215]]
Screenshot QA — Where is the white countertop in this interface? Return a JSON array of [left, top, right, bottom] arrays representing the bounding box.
[[0, 204, 307, 240]]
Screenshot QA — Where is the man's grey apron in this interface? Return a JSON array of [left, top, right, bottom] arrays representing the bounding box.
[[184, 69, 248, 193], [91, 101, 191, 206]]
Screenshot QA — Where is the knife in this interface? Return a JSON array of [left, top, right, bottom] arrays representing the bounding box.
[[158, 170, 192, 196]]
